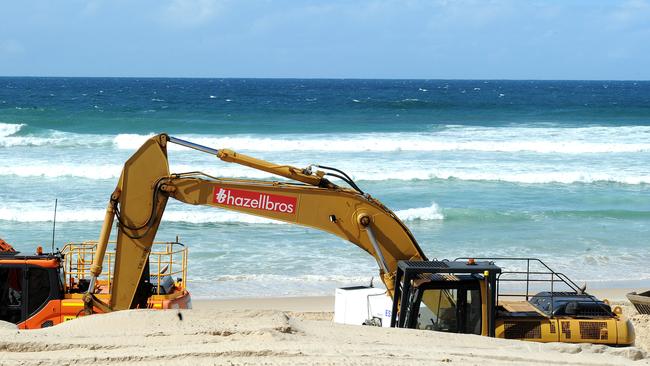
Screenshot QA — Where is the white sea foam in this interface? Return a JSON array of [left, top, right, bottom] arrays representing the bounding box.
[[0, 163, 123, 179], [0, 134, 89, 147], [395, 202, 444, 221], [4, 124, 650, 154], [208, 274, 370, 283], [110, 126, 650, 154], [0, 203, 443, 223], [4, 124, 650, 185], [0, 126, 113, 148], [0, 122, 25, 137], [375, 169, 650, 185], [0, 208, 105, 222], [0, 207, 286, 224], [2, 161, 650, 185], [207, 274, 375, 283]]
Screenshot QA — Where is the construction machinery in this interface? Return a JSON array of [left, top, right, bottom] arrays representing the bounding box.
[[0, 238, 189, 328], [1, 134, 635, 345]]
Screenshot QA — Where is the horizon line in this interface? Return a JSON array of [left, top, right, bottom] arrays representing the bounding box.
[[1, 75, 649, 82]]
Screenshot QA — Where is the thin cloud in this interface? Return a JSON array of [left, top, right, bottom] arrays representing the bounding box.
[[159, 0, 223, 28], [0, 40, 25, 56], [609, 0, 650, 30]]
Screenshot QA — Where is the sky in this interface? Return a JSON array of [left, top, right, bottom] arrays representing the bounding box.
[[1, 0, 649, 79]]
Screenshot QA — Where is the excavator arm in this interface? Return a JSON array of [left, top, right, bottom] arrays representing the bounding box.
[[84, 134, 426, 312]]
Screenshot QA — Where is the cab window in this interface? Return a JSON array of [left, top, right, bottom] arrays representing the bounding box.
[[27, 268, 51, 316], [417, 288, 482, 335], [0, 267, 23, 323]]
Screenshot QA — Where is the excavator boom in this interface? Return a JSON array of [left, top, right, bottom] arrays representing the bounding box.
[[85, 134, 426, 311], [70, 133, 636, 347]]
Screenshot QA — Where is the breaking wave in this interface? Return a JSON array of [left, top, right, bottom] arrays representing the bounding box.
[[0, 123, 113, 148], [0, 203, 443, 224], [7, 205, 648, 225], [0, 207, 285, 224], [0, 163, 124, 179], [2, 162, 649, 185], [393, 202, 444, 221], [207, 274, 375, 283], [4, 123, 649, 186], [0, 122, 25, 137], [112, 127, 650, 154], [3, 123, 650, 154]]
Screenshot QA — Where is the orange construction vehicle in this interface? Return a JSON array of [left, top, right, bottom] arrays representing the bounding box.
[[0, 238, 189, 329]]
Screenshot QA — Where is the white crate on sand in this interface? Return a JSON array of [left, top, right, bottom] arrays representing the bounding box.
[[334, 286, 392, 328]]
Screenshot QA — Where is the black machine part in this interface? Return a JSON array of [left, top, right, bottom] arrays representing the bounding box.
[[391, 260, 501, 336], [151, 274, 175, 295], [528, 292, 613, 317]]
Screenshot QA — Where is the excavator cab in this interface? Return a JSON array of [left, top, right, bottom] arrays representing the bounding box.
[[391, 260, 500, 337], [404, 277, 483, 334], [0, 250, 64, 327], [388, 258, 635, 345]]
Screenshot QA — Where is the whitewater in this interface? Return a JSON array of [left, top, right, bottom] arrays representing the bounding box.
[[3, 122, 650, 185], [1, 77, 649, 298]]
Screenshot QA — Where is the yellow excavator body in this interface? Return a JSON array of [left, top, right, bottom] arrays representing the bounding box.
[[66, 133, 633, 346]]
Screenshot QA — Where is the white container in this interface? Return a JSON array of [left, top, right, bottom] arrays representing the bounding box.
[[334, 286, 392, 327]]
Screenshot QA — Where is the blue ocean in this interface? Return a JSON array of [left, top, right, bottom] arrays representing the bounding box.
[[1, 77, 649, 298]]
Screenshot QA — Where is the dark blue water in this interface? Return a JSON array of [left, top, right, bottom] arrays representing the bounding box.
[[2, 78, 650, 135], [1, 77, 649, 297]]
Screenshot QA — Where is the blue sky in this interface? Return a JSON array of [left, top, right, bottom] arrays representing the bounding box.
[[1, 0, 649, 79]]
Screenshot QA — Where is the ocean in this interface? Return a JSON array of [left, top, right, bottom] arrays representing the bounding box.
[[1, 77, 649, 298]]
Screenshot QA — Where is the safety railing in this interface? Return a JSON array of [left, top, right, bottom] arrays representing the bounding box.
[[60, 239, 187, 295], [454, 257, 611, 317]]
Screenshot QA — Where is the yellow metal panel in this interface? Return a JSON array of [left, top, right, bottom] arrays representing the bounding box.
[[169, 178, 426, 284], [479, 281, 488, 336], [496, 318, 559, 343], [90, 134, 426, 311], [616, 317, 636, 345], [61, 302, 84, 307], [110, 135, 170, 310]]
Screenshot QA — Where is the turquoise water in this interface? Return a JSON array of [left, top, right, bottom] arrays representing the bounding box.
[[1, 77, 649, 298]]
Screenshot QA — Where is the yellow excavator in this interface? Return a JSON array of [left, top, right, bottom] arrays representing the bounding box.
[[72, 133, 633, 345]]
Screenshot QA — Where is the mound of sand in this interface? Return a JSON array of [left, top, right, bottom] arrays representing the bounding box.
[[0, 306, 647, 365], [0, 320, 17, 330], [619, 301, 650, 354]]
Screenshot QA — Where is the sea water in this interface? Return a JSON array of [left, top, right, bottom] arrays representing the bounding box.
[[1, 77, 649, 298]]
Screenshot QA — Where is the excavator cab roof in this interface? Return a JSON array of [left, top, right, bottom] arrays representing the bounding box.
[[397, 259, 502, 275]]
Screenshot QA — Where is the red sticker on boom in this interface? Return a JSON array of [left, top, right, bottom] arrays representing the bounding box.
[[212, 186, 297, 215]]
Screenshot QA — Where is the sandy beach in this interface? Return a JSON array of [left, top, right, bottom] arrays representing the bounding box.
[[3, 1, 650, 364], [0, 289, 648, 365]]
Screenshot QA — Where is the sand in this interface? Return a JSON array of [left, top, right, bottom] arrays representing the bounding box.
[[0, 293, 649, 365]]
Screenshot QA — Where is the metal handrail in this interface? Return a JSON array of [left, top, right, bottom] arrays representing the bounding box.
[[61, 240, 187, 295], [454, 257, 612, 317]]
